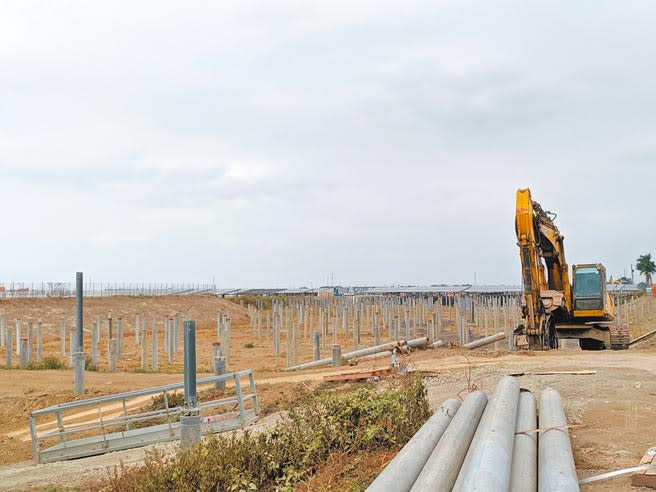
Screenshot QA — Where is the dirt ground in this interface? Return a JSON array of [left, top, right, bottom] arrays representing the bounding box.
[[0, 295, 654, 491]]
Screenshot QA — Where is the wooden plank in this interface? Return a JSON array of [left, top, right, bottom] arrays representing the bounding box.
[[324, 367, 392, 382], [508, 370, 597, 376], [631, 447, 656, 488]]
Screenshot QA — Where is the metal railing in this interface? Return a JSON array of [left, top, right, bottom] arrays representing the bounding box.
[[0, 282, 220, 298], [29, 370, 259, 463]]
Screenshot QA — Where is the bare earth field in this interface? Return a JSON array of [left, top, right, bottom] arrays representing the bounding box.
[[0, 295, 654, 491]]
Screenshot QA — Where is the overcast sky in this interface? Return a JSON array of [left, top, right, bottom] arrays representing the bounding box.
[[1, 1, 655, 287]]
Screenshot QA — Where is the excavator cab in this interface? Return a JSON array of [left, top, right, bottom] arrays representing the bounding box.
[[572, 263, 610, 317]]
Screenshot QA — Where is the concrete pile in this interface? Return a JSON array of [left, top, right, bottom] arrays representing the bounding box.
[[366, 376, 579, 492]]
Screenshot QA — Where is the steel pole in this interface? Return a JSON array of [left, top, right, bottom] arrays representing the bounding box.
[[75, 272, 83, 350], [538, 388, 579, 492], [73, 272, 85, 395], [366, 399, 461, 492], [183, 320, 197, 408], [181, 320, 200, 447], [410, 391, 487, 492]]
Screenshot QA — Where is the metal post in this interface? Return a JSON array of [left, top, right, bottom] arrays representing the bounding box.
[[181, 320, 200, 447], [5, 330, 12, 367], [69, 329, 76, 365], [76, 272, 83, 351], [332, 344, 342, 367], [74, 272, 85, 395], [225, 316, 231, 368], [213, 346, 226, 391], [167, 318, 174, 363], [27, 323, 33, 363], [117, 317, 123, 357], [72, 351, 85, 395], [151, 322, 158, 371], [140, 317, 147, 370], [60, 320, 66, 357], [20, 339, 29, 367], [15, 319, 21, 355], [108, 339, 118, 372], [91, 322, 98, 367], [354, 309, 361, 348], [95, 315, 102, 344], [313, 332, 321, 360], [36, 321, 43, 362]]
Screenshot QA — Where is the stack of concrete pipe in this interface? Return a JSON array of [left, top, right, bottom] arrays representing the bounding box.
[[284, 337, 430, 371], [366, 377, 579, 492]]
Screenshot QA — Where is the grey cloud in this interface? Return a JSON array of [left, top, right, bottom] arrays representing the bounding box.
[[0, 1, 655, 285]]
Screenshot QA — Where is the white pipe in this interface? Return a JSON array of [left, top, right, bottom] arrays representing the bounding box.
[[463, 332, 506, 349], [410, 390, 488, 491], [366, 399, 461, 492], [510, 390, 537, 492], [538, 388, 580, 492], [453, 376, 520, 492]]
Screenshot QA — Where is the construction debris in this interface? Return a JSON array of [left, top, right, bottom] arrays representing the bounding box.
[[630, 328, 656, 346], [579, 464, 654, 485], [632, 447, 656, 488], [509, 370, 597, 377]]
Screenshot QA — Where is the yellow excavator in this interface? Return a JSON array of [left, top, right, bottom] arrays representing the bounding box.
[[515, 188, 629, 350]]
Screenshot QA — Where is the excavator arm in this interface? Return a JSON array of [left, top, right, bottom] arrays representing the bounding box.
[[515, 189, 572, 347]]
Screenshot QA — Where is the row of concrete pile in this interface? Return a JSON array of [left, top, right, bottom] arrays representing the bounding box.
[[366, 376, 579, 492]]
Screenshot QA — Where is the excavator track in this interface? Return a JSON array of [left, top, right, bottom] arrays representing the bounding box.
[[610, 324, 630, 350]]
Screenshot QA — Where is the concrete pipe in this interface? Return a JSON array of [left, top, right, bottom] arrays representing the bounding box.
[[357, 350, 392, 362], [462, 332, 506, 350], [410, 390, 488, 492], [284, 337, 429, 371], [538, 387, 580, 492], [510, 390, 537, 492], [453, 375, 520, 492], [366, 398, 461, 492]]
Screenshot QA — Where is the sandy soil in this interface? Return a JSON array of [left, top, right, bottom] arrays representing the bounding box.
[[0, 295, 654, 491]]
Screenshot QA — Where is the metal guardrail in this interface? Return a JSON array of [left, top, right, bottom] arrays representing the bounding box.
[[29, 370, 259, 463]]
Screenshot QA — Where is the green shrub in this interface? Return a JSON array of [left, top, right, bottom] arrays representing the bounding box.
[[146, 391, 185, 411], [244, 342, 255, 349], [85, 355, 98, 372], [26, 357, 67, 370], [99, 377, 430, 492]]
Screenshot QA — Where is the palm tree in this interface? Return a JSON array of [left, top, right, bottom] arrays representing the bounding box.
[[636, 253, 656, 285]]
